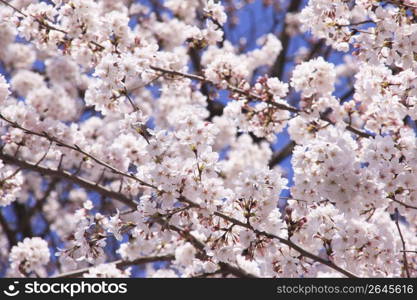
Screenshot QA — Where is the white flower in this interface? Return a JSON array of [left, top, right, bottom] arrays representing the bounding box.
[[101, 210, 123, 241], [10, 70, 45, 97], [10, 237, 50, 276], [291, 57, 336, 97], [205, 0, 227, 25], [0, 162, 23, 207], [300, 0, 353, 52], [175, 243, 196, 266], [239, 229, 256, 248], [83, 200, 93, 210], [266, 77, 289, 98]]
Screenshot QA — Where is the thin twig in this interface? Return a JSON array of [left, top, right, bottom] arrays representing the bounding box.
[[180, 197, 358, 278], [0, 152, 136, 209], [0, 0, 104, 50], [1, 0, 374, 142], [269, 141, 296, 168], [391, 197, 417, 210], [150, 66, 373, 138], [394, 208, 411, 278], [0, 113, 157, 190], [0, 211, 16, 248], [1, 143, 358, 278]]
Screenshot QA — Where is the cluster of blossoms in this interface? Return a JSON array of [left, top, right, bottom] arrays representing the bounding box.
[[290, 57, 336, 98], [0, 0, 416, 279], [9, 237, 50, 277], [0, 159, 23, 206]]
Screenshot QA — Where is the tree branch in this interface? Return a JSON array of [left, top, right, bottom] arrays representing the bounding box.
[[151, 215, 258, 278], [1, 0, 373, 141], [394, 208, 411, 278], [0, 113, 157, 190], [149, 66, 373, 138], [0, 146, 357, 278], [179, 198, 358, 278], [269, 0, 303, 79], [0, 152, 136, 209], [269, 141, 296, 168], [390, 197, 417, 210], [0, 211, 16, 248]]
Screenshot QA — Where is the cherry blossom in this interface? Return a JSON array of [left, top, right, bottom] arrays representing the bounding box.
[[9, 237, 50, 277], [0, 0, 416, 279]]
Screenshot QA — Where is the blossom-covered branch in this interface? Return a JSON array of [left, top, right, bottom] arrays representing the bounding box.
[[0, 0, 416, 278]]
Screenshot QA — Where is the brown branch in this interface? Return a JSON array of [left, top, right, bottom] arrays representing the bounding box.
[[268, 141, 296, 168], [394, 208, 411, 278], [0, 211, 16, 248], [391, 197, 417, 210], [150, 66, 373, 138], [150, 66, 299, 113], [0, 152, 136, 209], [188, 47, 222, 121], [192, 269, 224, 278], [1, 144, 357, 278], [340, 87, 354, 102], [1, 154, 256, 278], [152, 215, 258, 278], [306, 39, 325, 61], [180, 197, 358, 278], [217, 262, 257, 278], [13, 201, 32, 238], [386, 0, 417, 10], [269, 0, 303, 79], [0, 113, 157, 190], [0, 0, 104, 50]]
